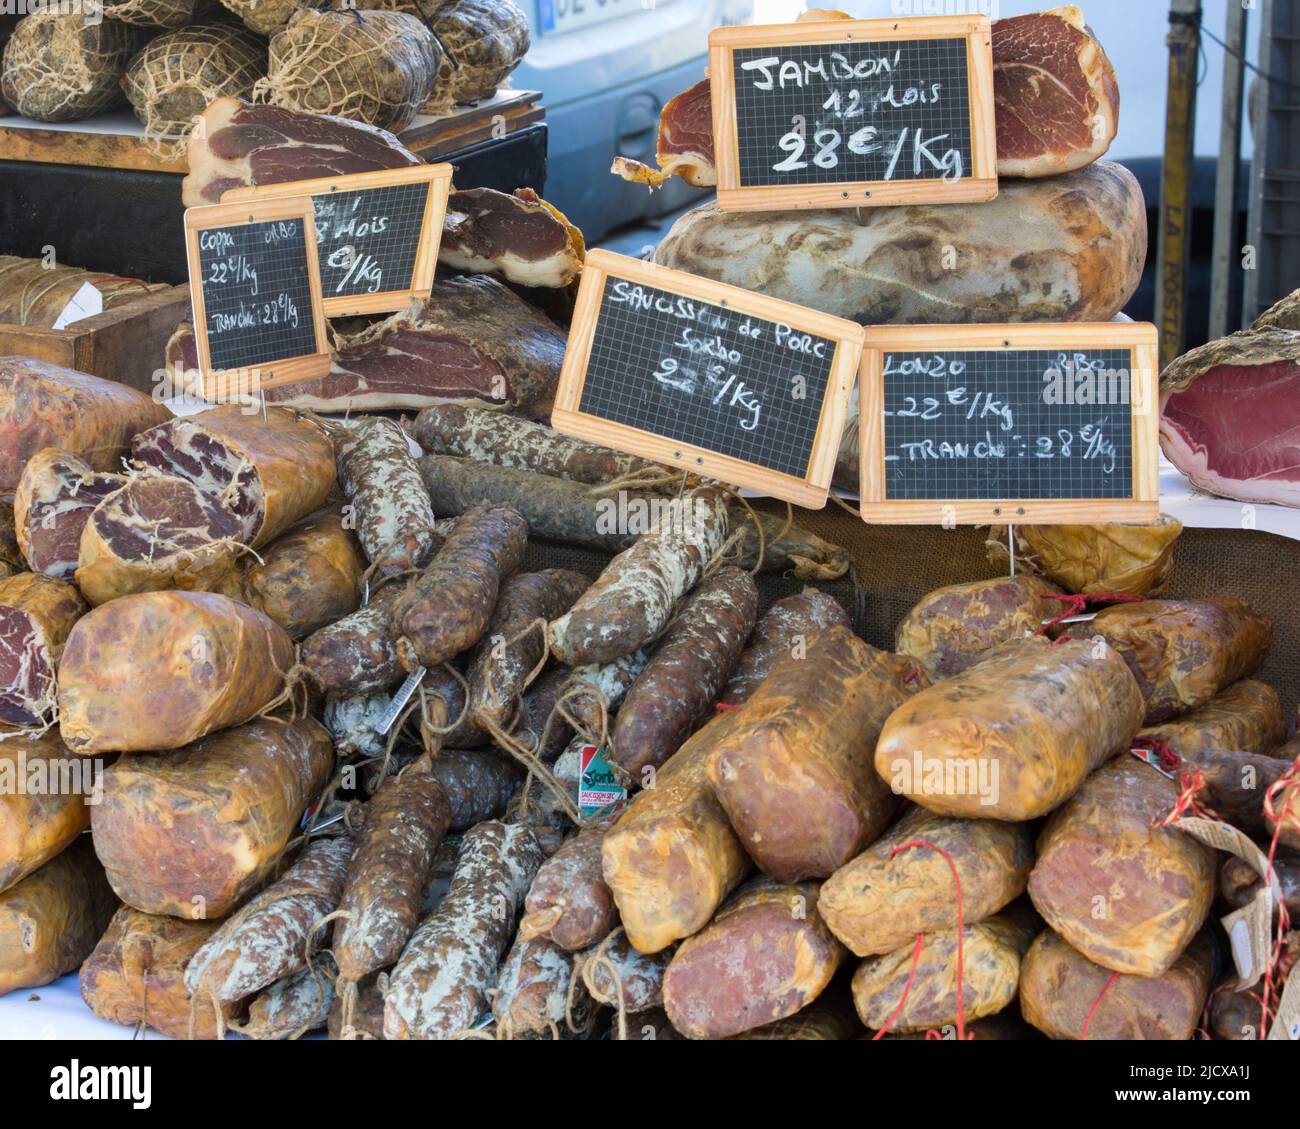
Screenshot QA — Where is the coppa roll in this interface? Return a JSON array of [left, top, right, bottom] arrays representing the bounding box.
[[708, 627, 912, 882], [57, 590, 294, 755], [874, 636, 1145, 821], [1028, 758, 1216, 977], [1091, 598, 1272, 724]]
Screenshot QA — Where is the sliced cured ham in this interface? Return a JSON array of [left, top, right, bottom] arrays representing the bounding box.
[[169, 275, 566, 415], [1160, 314, 1300, 509], [185, 99, 582, 289], [440, 188, 583, 289], [182, 97, 421, 208], [992, 6, 1120, 178], [13, 449, 125, 580], [613, 78, 718, 190]]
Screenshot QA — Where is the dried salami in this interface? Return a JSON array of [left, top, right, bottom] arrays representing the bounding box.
[[1136, 679, 1287, 760], [410, 404, 660, 485], [333, 416, 436, 576], [549, 491, 728, 666], [301, 582, 406, 697], [611, 566, 757, 775], [466, 569, 590, 729], [384, 821, 543, 1039], [519, 824, 616, 952], [580, 929, 670, 1015], [561, 650, 649, 740], [390, 503, 528, 669], [333, 771, 451, 984], [240, 959, 336, 1040], [186, 834, 354, 1008], [425, 750, 521, 831], [492, 935, 593, 1039], [721, 587, 851, 706]]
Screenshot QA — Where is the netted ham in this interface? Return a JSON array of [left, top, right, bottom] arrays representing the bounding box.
[[13, 449, 124, 580], [182, 96, 421, 208], [74, 475, 244, 606], [256, 278, 565, 417], [992, 6, 1120, 177], [0, 256, 168, 328], [0, 573, 86, 727], [1159, 312, 1300, 508], [440, 189, 583, 290], [421, 0, 529, 117], [130, 405, 335, 548], [0, 357, 171, 493]]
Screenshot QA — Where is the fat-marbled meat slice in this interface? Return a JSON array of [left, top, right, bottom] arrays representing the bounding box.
[[13, 450, 124, 580], [1160, 319, 1300, 508], [440, 188, 583, 289], [260, 275, 565, 417], [612, 77, 716, 190], [992, 6, 1120, 178], [183, 97, 421, 207]]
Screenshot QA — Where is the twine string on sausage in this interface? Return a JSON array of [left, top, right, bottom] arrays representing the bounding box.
[[870, 838, 973, 1041], [480, 712, 585, 825], [1037, 591, 1144, 635], [586, 929, 631, 1041]]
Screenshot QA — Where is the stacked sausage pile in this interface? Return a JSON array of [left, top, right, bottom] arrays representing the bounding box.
[[1, 352, 1296, 1040]]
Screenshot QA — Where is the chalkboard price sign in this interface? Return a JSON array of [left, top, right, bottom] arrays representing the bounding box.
[[552, 249, 863, 508], [709, 15, 998, 211], [183, 197, 330, 402], [223, 164, 453, 316], [858, 323, 1161, 525]]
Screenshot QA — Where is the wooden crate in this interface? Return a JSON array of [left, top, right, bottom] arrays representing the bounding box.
[[0, 285, 190, 395]]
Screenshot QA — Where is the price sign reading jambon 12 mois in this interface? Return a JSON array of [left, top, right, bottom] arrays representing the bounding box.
[[183, 197, 330, 403], [708, 15, 998, 211], [858, 323, 1161, 525], [551, 249, 863, 508]]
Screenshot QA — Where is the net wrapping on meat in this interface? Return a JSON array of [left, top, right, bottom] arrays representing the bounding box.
[[103, 0, 219, 29], [0, 11, 144, 122], [253, 9, 439, 134], [122, 22, 266, 150]]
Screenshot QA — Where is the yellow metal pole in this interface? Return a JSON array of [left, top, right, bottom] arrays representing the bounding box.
[[1156, 0, 1202, 370]]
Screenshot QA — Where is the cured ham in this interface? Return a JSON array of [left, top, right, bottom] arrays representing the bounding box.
[[992, 6, 1119, 178], [1160, 301, 1300, 509]]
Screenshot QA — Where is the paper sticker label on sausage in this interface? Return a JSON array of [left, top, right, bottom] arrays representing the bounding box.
[[578, 745, 626, 818]]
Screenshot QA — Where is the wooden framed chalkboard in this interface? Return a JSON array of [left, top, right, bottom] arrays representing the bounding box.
[[551, 249, 863, 508], [222, 164, 453, 316], [708, 15, 998, 211], [858, 323, 1160, 525], [183, 198, 330, 404]]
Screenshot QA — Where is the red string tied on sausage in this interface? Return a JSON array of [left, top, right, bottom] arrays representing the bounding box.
[[1037, 591, 1145, 635], [1080, 971, 1121, 1040], [869, 839, 973, 1042], [714, 702, 741, 714], [1130, 736, 1181, 777], [88, 276, 154, 293]]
